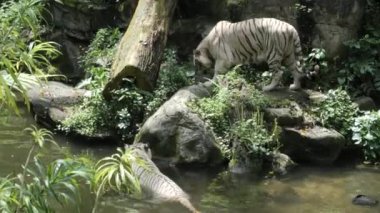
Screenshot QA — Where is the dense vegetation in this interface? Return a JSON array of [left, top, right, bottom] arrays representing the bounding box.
[[1, 0, 380, 211], [189, 70, 283, 168], [0, 1, 142, 212], [60, 30, 194, 141], [0, 0, 60, 113]]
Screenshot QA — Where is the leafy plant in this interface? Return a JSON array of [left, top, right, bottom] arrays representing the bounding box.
[[190, 71, 284, 162], [78, 28, 122, 90], [0, 0, 60, 114], [16, 156, 93, 212], [0, 126, 94, 213], [59, 91, 114, 137], [145, 49, 194, 117], [92, 147, 143, 213], [61, 80, 150, 140], [304, 48, 327, 76], [311, 88, 359, 138], [231, 110, 280, 160], [352, 110, 380, 162], [93, 147, 142, 196], [337, 0, 380, 95], [294, 3, 312, 13]]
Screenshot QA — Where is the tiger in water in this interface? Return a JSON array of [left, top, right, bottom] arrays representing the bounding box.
[[127, 143, 200, 213], [193, 18, 304, 91]]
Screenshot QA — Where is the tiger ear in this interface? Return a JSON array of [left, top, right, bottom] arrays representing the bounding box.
[[193, 49, 201, 56]]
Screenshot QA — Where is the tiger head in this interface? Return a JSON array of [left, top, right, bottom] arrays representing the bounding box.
[[125, 143, 152, 159], [193, 48, 214, 72]]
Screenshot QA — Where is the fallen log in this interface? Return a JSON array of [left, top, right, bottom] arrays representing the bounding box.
[[103, 0, 177, 99]]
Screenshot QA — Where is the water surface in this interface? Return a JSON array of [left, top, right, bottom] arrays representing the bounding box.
[[1, 110, 379, 213]]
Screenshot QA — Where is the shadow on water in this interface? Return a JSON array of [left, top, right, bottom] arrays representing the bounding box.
[[1, 108, 380, 213]]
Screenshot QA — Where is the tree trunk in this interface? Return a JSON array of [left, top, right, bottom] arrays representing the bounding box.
[[103, 0, 177, 99]]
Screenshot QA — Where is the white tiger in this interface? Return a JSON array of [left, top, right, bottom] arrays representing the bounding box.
[[193, 18, 304, 91]]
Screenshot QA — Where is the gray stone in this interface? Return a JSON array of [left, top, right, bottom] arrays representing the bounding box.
[[311, 0, 366, 58], [27, 81, 113, 140], [263, 88, 310, 103], [229, 156, 263, 174], [137, 82, 224, 165], [354, 96, 377, 111], [50, 1, 128, 41], [304, 89, 328, 103], [280, 126, 345, 165], [27, 81, 87, 128], [228, 140, 263, 174], [264, 105, 303, 127], [269, 152, 296, 175]]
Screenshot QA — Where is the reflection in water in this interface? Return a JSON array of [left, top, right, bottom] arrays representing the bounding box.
[[1, 110, 380, 213]]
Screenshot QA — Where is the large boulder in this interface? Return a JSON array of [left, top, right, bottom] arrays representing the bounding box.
[[48, 32, 85, 84], [268, 152, 296, 175], [49, 1, 130, 41], [136, 82, 224, 166], [354, 96, 377, 111], [264, 106, 304, 127], [27, 81, 114, 140], [311, 0, 366, 58], [27, 81, 88, 128], [280, 126, 345, 165]]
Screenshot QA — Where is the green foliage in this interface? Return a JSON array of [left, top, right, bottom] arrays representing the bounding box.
[[352, 110, 380, 162], [0, 0, 60, 113], [190, 70, 283, 161], [93, 147, 142, 196], [304, 48, 327, 74], [338, 0, 380, 95], [231, 110, 280, 160], [78, 28, 122, 89], [191, 70, 282, 135], [236, 65, 272, 90], [24, 125, 56, 148], [0, 177, 17, 212], [69, 47, 194, 140], [60, 91, 113, 137], [0, 126, 94, 213], [145, 49, 194, 116], [92, 147, 143, 213], [17, 157, 93, 212], [311, 88, 359, 138], [61, 80, 150, 140], [294, 3, 312, 13]]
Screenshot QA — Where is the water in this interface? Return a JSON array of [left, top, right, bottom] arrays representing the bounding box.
[[1, 109, 380, 213]]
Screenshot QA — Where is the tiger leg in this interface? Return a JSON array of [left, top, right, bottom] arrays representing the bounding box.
[[213, 59, 229, 80], [263, 62, 283, 92], [287, 60, 303, 90]]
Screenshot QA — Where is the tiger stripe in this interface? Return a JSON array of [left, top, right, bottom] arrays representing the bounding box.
[[129, 144, 199, 213]]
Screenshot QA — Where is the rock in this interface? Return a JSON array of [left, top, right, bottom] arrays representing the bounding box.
[[264, 105, 304, 127], [311, 0, 366, 58], [269, 152, 296, 175], [263, 88, 310, 103], [49, 1, 128, 41], [136, 82, 224, 166], [228, 144, 263, 174], [27, 81, 113, 140], [354, 96, 377, 111], [280, 126, 345, 165], [27, 81, 87, 128], [352, 194, 378, 206], [226, 0, 298, 24], [304, 89, 328, 103]]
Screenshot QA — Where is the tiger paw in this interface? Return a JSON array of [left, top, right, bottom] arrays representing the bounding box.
[[289, 84, 301, 90], [263, 85, 276, 92]]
